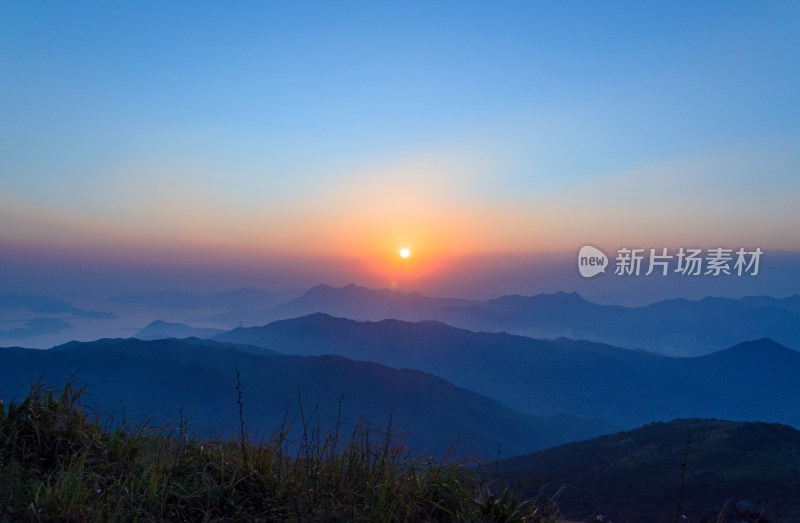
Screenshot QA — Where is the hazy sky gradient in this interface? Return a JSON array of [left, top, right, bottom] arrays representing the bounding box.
[[2, 1, 799, 297]]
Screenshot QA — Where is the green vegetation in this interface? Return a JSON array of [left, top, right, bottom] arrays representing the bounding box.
[[5, 380, 796, 522], [0, 381, 556, 522]]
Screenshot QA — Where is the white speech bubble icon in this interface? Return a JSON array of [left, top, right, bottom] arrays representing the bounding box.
[[578, 246, 608, 278]]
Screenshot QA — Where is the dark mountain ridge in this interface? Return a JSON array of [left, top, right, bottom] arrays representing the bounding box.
[[494, 418, 800, 522], [216, 315, 800, 429], [0, 337, 603, 459]]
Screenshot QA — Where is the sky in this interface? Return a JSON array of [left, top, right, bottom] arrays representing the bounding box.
[[1, 1, 799, 300]]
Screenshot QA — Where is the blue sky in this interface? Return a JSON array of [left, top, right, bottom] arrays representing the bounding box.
[[1, 1, 799, 297]]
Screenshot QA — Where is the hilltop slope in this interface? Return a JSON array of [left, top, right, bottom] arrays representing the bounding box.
[[494, 418, 800, 522]]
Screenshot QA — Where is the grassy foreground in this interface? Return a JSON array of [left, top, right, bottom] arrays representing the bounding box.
[[0, 381, 555, 522]]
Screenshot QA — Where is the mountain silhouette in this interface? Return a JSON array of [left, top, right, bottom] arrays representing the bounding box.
[[216, 316, 800, 429], [0, 318, 73, 339], [203, 283, 479, 326], [494, 418, 800, 522], [0, 293, 77, 313], [135, 320, 225, 340], [114, 284, 800, 355], [0, 292, 114, 320], [0, 337, 603, 459], [740, 293, 800, 313], [434, 292, 800, 356]]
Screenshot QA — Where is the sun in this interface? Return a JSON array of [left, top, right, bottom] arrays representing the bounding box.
[[399, 247, 411, 259]]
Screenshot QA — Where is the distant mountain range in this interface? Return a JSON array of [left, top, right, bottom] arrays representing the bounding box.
[[198, 284, 800, 356], [436, 292, 800, 356], [0, 337, 604, 459], [125, 284, 800, 356], [0, 292, 85, 314], [108, 287, 302, 310], [201, 283, 479, 326], [0, 292, 114, 319], [494, 418, 800, 522], [135, 320, 226, 340], [0, 293, 114, 342], [215, 315, 800, 429], [270, 283, 478, 322], [740, 294, 800, 313], [0, 318, 74, 339]]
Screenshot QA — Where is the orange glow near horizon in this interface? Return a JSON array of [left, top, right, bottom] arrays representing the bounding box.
[[356, 228, 482, 291], [6, 158, 800, 282]]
